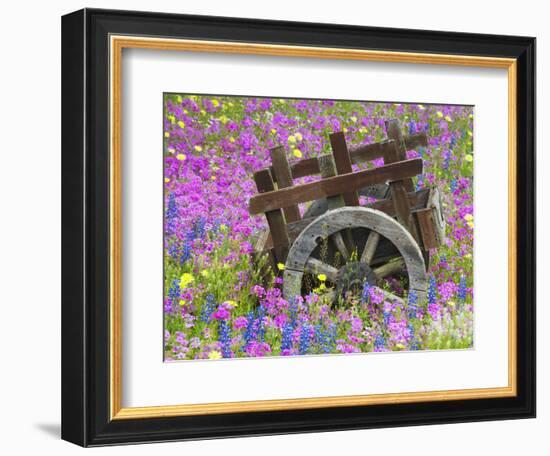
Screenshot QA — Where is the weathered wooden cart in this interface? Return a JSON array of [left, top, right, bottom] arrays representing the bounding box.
[[248, 119, 445, 304]]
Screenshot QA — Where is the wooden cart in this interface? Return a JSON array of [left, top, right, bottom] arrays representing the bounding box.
[[248, 119, 445, 304]]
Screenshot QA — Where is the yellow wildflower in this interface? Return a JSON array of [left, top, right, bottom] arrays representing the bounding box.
[[229, 137, 235, 143], [318, 283, 326, 291], [295, 132, 303, 141], [444, 115, 452, 122], [179, 300, 186, 307], [210, 176, 216, 181], [287, 135, 296, 144], [212, 99, 219, 107], [395, 343, 405, 350], [418, 104, 425, 110], [200, 270, 209, 278], [179, 273, 194, 288], [177, 120, 186, 128], [168, 115, 175, 124], [208, 351, 222, 360], [164, 177, 170, 183], [468, 130, 473, 137], [464, 213, 474, 222], [277, 263, 285, 271], [350, 116, 357, 123], [176, 95, 183, 103], [293, 149, 302, 158], [437, 111, 443, 118], [464, 154, 473, 162], [225, 300, 237, 308], [317, 274, 327, 282], [200, 109, 206, 115], [176, 153, 186, 161], [194, 145, 203, 152], [467, 221, 474, 229], [219, 115, 228, 124], [167, 147, 175, 154], [270, 128, 277, 135], [448, 301, 456, 308], [164, 131, 170, 138], [464, 253, 472, 259], [343, 127, 348, 133]]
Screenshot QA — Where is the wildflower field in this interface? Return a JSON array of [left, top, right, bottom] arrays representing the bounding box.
[[163, 94, 474, 361]]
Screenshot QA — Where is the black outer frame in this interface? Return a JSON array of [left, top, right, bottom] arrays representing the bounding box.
[[61, 8, 536, 447]]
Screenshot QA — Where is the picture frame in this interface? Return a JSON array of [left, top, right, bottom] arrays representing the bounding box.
[[61, 8, 536, 447]]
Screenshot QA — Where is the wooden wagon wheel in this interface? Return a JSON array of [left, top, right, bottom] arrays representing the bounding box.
[[282, 206, 428, 305]]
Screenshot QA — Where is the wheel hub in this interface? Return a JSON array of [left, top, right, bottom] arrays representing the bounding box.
[[335, 261, 377, 299]]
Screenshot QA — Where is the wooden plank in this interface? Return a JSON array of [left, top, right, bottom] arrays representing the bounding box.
[[249, 158, 423, 215], [329, 132, 360, 206], [318, 154, 345, 210], [253, 169, 289, 264], [270, 133, 426, 182], [269, 146, 301, 223], [415, 209, 438, 250], [304, 258, 339, 282], [384, 140, 417, 237], [385, 119, 415, 192]]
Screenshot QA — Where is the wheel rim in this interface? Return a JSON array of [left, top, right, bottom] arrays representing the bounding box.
[[283, 206, 428, 304]]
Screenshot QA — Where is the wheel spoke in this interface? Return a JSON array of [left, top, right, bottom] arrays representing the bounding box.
[[331, 231, 350, 260], [360, 231, 380, 265], [373, 258, 405, 279], [305, 257, 339, 282], [370, 286, 405, 305]]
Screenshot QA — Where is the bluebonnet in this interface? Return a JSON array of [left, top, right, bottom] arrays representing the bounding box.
[[428, 276, 437, 305], [314, 324, 334, 354], [179, 241, 192, 265], [374, 334, 385, 350], [383, 309, 391, 327], [408, 121, 417, 135], [288, 297, 298, 326], [299, 323, 311, 355], [457, 276, 467, 302], [165, 193, 178, 234], [168, 278, 180, 301], [281, 322, 294, 351], [443, 149, 451, 170], [450, 178, 458, 193], [450, 134, 457, 149], [192, 217, 206, 240], [361, 281, 371, 303], [243, 311, 257, 348], [199, 294, 216, 323], [218, 319, 232, 358], [407, 290, 418, 319], [256, 306, 266, 342]]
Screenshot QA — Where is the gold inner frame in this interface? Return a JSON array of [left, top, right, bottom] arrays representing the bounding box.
[[109, 35, 518, 420]]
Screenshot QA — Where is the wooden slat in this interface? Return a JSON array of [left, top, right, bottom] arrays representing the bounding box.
[[269, 132, 426, 182], [304, 258, 339, 282], [329, 132, 360, 206], [253, 169, 289, 263], [385, 141, 415, 235], [318, 154, 345, 210], [269, 146, 301, 222], [249, 158, 423, 215], [415, 209, 438, 250], [385, 119, 415, 192]]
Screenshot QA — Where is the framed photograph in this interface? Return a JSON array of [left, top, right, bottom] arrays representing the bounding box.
[[61, 8, 535, 447]]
